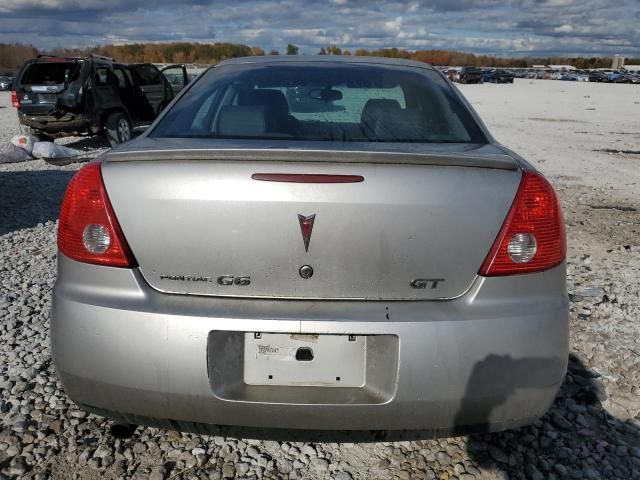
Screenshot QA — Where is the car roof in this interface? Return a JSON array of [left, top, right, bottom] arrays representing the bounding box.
[[216, 55, 435, 70]]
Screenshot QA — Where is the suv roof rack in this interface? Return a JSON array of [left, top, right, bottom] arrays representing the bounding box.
[[90, 53, 115, 62], [35, 53, 116, 62], [36, 54, 83, 60]]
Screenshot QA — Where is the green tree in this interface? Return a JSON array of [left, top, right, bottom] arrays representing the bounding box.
[[286, 44, 299, 55]]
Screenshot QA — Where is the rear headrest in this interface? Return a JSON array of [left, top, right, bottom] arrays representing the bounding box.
[[361, 99, 402, 124], [244, 89, 290, 118], [362, 104, 430, 141], [217, 105, 266, 137]]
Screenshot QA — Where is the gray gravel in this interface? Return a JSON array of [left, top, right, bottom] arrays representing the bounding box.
[[1, 85, 639, 480]]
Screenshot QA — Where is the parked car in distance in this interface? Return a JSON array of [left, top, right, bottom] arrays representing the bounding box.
[[457, 66, 482, 84], [480, 69, 492, 83], [560, 73, 578, 81], [444, 68, 459, 82], [606, 71, 627, 83], [0, 76, 12, 90], [588, 72, 608, 82], [52, 55, 568, 439], [613, 73, 639, 84], [481, 69, 515, 84], [12, 54, 187, 145]]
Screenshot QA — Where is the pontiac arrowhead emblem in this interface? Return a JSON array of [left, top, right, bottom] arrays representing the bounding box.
[[297, 214, 316, 252]]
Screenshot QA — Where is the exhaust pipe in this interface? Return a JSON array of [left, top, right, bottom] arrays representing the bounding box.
[[109, 422, 137, 439]]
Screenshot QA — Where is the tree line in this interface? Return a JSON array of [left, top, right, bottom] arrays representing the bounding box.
[[0, 43, 39, 75], [1, 41, 637, 75], [334, 47, 638, 70]]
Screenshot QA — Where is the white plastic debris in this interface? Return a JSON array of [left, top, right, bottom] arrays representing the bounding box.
[[10, 134, 38, 155], [0, 143, 33, 164], [31, 142, 80, 160]]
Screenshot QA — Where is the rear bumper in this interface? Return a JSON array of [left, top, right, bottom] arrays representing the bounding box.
[[18, 111, 88, 134], [52, 256, 568, 436]]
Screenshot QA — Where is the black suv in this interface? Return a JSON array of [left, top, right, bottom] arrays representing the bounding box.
[[457, 66, 482, 84], [13, 54, 187, 146]]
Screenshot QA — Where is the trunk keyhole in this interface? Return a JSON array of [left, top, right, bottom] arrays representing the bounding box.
[[295, 347, 314, 361]]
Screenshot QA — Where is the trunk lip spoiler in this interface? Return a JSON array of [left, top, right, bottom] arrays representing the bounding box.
[[103, 148, 519, 171]]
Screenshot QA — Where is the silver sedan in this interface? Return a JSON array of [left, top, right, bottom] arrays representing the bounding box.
[[52, 56, 568, 438]]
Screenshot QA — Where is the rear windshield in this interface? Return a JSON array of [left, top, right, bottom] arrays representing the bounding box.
[[151, 63, 486, 143], [21, 61, 82, 85]]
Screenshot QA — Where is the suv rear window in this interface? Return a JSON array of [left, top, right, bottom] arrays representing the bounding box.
[[151, 63, 486, 143], [21, 61, 82, 85]]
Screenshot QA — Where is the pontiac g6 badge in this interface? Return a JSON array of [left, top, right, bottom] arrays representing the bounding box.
[[297, 214, 316, 252]]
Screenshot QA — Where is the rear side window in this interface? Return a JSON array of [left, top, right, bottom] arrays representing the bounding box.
[[151, 63, 486, 144], [21, 61, 82, 85], [113, 67, 133, 88], [94, 66, 111, 86], [131, 65, 162, 86]]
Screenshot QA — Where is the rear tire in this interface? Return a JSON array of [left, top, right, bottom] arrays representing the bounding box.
[[105, 113, 132, 147]]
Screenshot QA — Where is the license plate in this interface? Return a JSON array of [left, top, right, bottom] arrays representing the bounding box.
[[244, 333, 366, 387], [38, 94, 57, 103]]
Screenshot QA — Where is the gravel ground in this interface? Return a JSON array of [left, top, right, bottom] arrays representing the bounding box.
[[1, 81, 639, 480]]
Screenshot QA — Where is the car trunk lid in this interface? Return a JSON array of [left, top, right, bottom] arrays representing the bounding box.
[[101, 144, 521, 300]]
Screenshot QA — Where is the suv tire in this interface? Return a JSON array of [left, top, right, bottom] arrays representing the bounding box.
[[106, 113, 132, 147]]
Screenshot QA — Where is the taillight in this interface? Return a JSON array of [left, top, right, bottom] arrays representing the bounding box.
[[11, 90, 19, 108], [479, 171, 565, 276], [58, 162, 136, 268]]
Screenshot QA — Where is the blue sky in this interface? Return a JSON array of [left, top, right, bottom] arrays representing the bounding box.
[[1, 0, 639, 57]]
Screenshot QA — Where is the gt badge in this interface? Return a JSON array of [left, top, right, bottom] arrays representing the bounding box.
[[410, 278, 445, 289]]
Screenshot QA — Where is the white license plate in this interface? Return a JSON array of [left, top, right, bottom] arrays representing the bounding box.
[[244, 333, 366, 387]]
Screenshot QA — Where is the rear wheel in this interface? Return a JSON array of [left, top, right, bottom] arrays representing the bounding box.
[[105, 113, 132, 147]]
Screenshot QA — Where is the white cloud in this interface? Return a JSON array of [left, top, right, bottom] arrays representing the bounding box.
[[554, 24, 574, 33], [0, 0, 637, 57]]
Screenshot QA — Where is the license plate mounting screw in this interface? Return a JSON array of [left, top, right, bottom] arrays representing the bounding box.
[[254, 332, 262, 339], [348, 335, 356, 341]]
